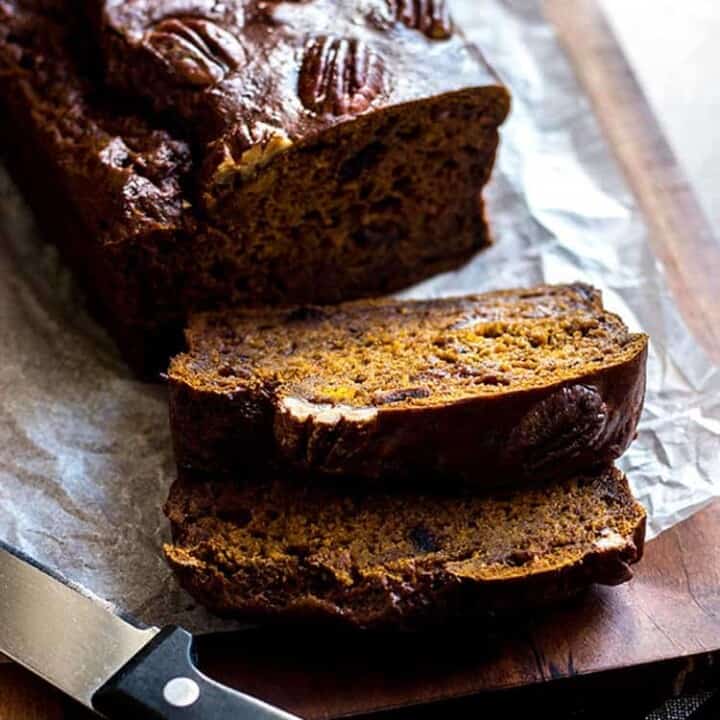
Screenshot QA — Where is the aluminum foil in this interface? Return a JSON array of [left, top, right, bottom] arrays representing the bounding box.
[[1, 0, 719, 632]]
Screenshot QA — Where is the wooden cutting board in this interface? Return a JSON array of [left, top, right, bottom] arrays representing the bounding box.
[[4, 1, 720, 717]]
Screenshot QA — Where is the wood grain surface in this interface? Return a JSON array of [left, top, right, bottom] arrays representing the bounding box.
[[546, 0, 720, 362], [2, 0, 719, 718]]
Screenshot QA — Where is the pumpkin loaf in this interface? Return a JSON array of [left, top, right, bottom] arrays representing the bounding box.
[[0, 0, 509, 376], [169, 284, 648, 487], [164, 465, 646, 629]]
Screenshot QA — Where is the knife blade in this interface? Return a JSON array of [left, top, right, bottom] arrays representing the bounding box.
[[0, 541, 301, 719]]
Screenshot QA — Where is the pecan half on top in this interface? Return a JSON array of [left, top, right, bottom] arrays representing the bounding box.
[[298, 35, 386, 116], [373, 0, 453, 40], [143, 16, 246, 86]]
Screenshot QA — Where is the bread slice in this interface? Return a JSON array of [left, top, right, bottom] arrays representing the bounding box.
[[164, 466, 646, 629], [169, 284, 648, 487]]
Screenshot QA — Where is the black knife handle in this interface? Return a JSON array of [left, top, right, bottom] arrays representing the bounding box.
[[92, 626, 301, 720]]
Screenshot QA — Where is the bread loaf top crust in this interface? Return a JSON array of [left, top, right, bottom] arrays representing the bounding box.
[[1, 0, 509, 249], [91, 0, 509, 210]]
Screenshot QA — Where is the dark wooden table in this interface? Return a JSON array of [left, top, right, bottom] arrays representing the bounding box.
[[2, 0, 719, 717]]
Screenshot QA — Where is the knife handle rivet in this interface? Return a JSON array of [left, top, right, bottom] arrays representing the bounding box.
[[163, 676, 200, 707]]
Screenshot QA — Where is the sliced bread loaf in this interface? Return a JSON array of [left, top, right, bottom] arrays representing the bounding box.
[[164, 466, 646, 629], [0, 0, 508, 376], [169, 284, 648, 487]]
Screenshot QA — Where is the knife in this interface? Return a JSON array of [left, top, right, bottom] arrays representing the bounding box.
[[0, 541, 302, 719]]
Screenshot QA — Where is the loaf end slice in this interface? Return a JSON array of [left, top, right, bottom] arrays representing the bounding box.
[[169, 284, 648, 487], [163, 466, 646, 629]]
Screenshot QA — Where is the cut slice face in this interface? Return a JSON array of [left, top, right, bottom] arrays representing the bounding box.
[[164, 465, 646, 629], [169, 284, 648, 486]]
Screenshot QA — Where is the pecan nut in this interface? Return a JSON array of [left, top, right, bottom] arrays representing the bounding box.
[[298, 35, 386, 116], [372, 0, 453, 39], [144, 17, 246, 86], [507, 384, 609, 475]]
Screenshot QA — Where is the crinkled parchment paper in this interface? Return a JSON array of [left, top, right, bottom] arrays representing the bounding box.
[[1, 0, 719, 632]]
